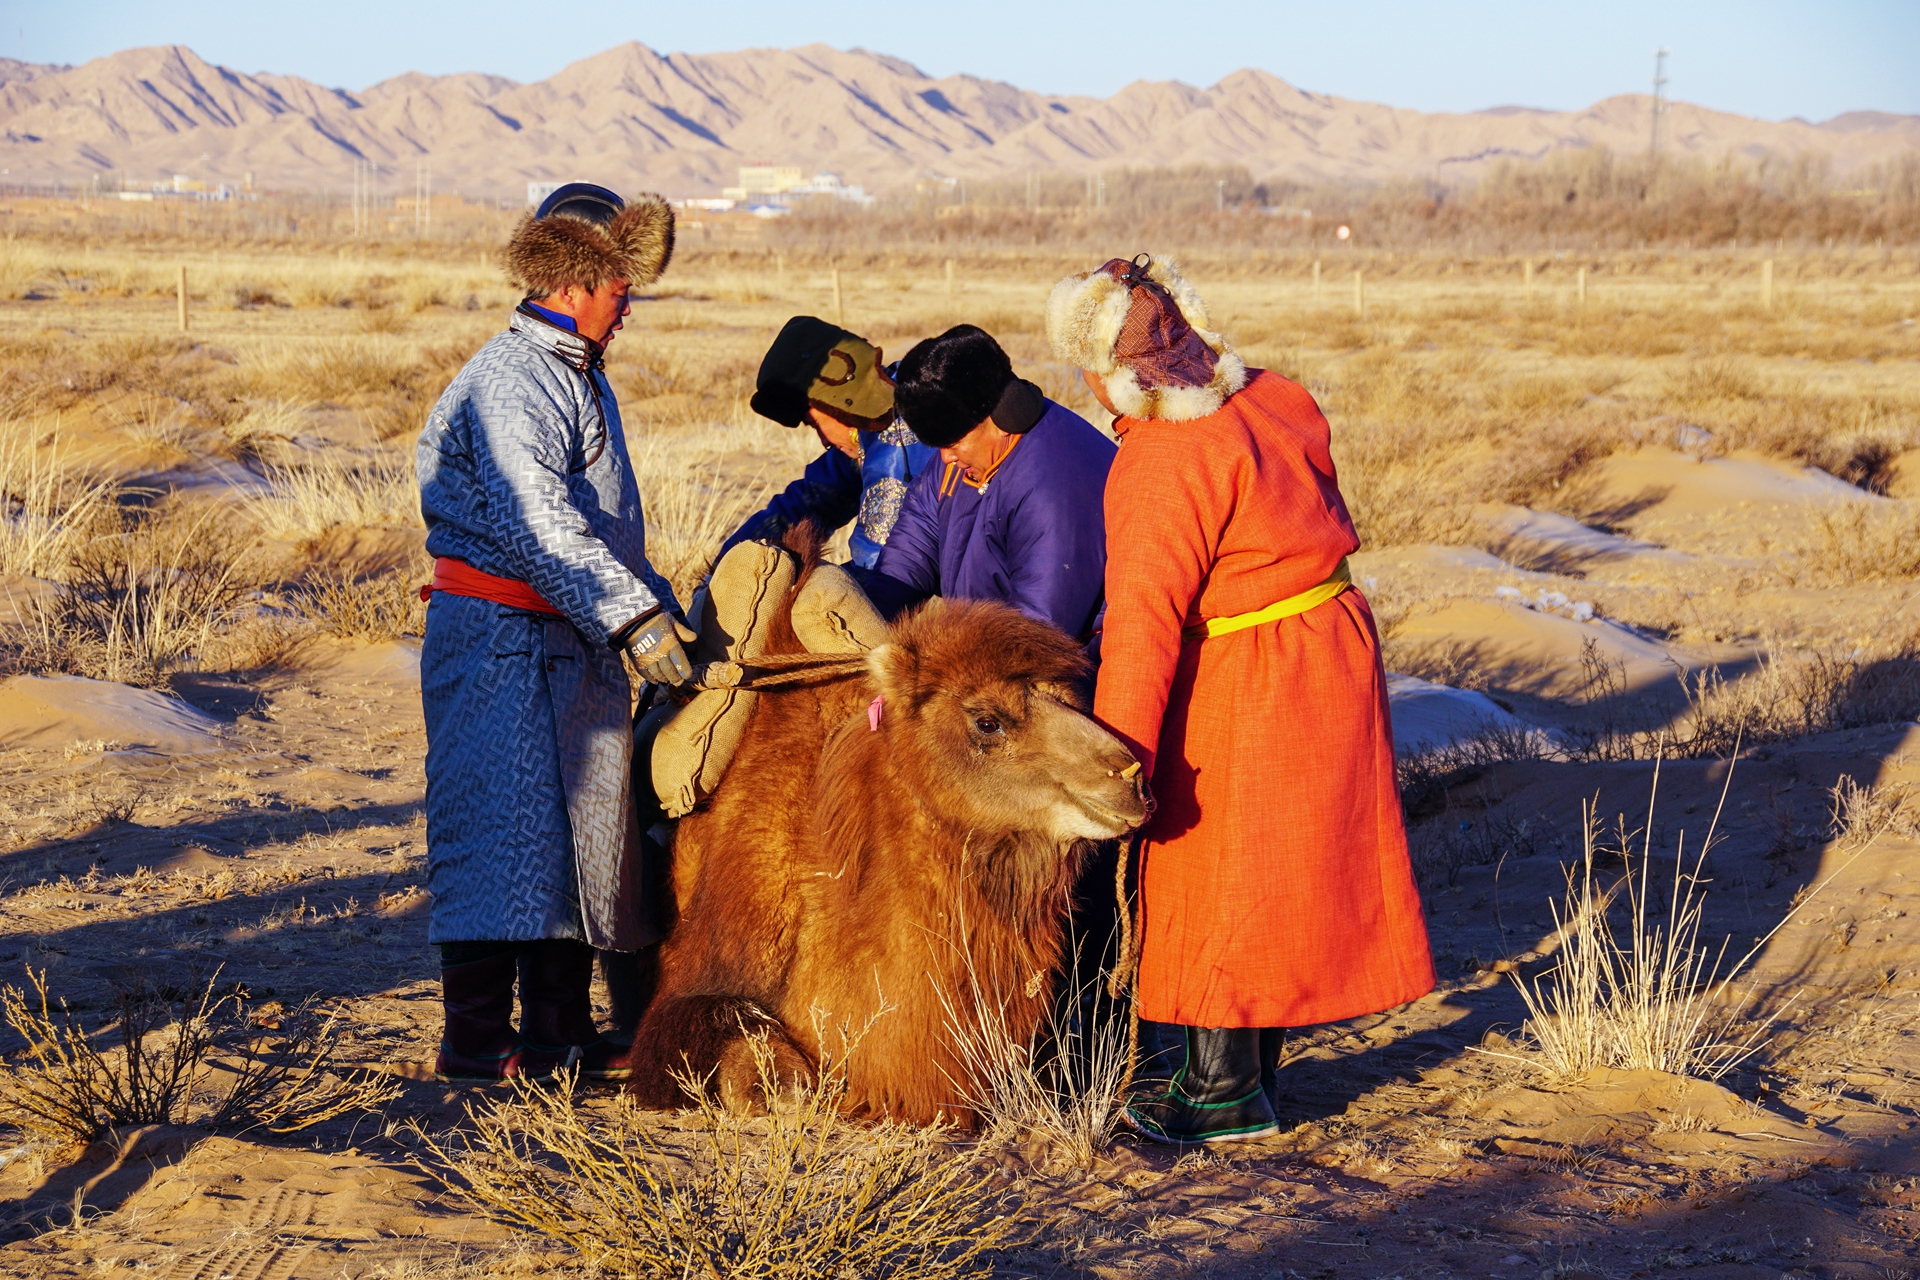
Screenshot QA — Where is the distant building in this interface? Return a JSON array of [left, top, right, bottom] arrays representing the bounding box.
[[528, 181, 563, 207], [721, 167, 871, 206]]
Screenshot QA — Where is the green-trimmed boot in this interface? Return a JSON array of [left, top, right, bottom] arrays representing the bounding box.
[[1124, 1026, 1278, 1145]]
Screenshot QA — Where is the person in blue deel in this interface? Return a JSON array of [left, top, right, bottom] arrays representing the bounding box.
[[720, 316, 937, 572]]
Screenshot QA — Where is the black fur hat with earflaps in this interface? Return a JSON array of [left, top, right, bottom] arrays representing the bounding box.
[[505, 185, 676, 296]]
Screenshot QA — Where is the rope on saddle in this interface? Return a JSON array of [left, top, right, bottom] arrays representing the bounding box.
[[688, 651, 871, 692]]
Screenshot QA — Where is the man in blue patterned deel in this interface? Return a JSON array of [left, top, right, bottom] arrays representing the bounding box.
[[719, 316, 937, 572], [415, 182, 687, 1086]]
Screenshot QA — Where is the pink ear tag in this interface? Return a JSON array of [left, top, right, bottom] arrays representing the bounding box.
[[868, 695, 884, 732]]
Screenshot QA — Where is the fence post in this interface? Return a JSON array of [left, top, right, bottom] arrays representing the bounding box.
[[177, 265, 189, 333], [1353, 269, 1364, 317], [831, 268, 844, 326], [1761, 258, 1774, 309], [1577, 266, 1587, 306], [945, 258, 954, 296], [1523, 258, 1534, 302], [1312, 259, 1321, 304]]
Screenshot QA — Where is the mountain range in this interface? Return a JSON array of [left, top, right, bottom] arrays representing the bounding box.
[[1, 43, 1915, 199]]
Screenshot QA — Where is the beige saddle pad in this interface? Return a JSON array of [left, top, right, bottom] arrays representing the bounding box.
[[641, 545, 886, 818]]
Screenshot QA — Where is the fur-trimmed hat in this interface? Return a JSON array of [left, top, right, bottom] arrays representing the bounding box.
[[505, 191, 675, 296], [1045, 254, 1246, 422]]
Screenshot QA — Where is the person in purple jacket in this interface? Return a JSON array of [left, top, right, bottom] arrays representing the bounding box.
[[867, 325, 1115, 646]]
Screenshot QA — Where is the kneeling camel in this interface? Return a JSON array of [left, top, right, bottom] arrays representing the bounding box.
[[622, 561, 1148, 1125]]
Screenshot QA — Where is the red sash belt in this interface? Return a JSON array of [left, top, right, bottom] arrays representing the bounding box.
[[420, 557, 561, 616]]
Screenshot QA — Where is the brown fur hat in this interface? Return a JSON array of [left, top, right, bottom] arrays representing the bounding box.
[[505, 195, 675, 295], [1046, 254, 1246, 422]]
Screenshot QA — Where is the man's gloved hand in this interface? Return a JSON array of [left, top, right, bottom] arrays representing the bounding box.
[[623, 608, 698, 686]]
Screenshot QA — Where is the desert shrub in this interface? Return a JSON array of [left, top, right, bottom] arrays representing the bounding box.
[[1807, 502, 1920, 581], [295, 560, 429, 641], [1396, 718, 1559, 827], [1330, 419, 1479, 548], [1563, 638, 1920, 762], [1661, 357, 1766, 405], [0, 969, 399, 1145], [418, 1033, 1017, 1280], [628, 426, 807, 600], [215, 400, 311, 464], [237, 337, 418, 405], [1329, 346, 1461, 422]]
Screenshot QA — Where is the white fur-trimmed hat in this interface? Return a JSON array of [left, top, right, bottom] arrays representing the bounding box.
[[1046, 254, 1246, 422]]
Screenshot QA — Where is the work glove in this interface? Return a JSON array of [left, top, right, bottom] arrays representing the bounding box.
[[624, 608, 697, 687]]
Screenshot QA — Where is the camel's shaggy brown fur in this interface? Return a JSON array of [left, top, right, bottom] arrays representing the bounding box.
[[622, 533, 1148, 1125]]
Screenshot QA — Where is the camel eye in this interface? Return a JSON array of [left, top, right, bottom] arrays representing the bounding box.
[[973, 715, 1002, 736]]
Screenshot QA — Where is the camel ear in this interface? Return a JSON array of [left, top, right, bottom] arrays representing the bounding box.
[[866, 642, 919, 707]]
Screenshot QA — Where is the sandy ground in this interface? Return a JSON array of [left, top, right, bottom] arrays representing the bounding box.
[[2, 275, 1919, 1277]]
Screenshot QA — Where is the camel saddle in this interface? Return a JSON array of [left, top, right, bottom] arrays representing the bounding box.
[[638, 540, 888, 818]]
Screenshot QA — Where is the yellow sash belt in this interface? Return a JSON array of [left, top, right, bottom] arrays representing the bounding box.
[[1182, 557, 1353, 642]]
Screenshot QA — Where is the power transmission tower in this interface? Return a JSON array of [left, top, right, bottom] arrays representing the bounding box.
[[1649, 47, 1670, 159]]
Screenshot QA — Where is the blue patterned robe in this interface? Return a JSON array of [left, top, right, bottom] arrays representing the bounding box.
[[416, 308, 680, 949]]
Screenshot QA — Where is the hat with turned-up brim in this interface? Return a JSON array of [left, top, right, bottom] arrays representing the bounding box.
[[504, 182, 676, 296], [751, 316, 896, 428], [1046, 253, 1247, 422]]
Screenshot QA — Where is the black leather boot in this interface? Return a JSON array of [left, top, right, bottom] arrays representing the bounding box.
[[1124, 1026, 1278, 1145], [1259, 1027, 1287, 1118], [434, 945, 566, 1085], [520, 940, 624, 1082], [1128, 1018, 1188, 1098], [598, 944, 661, 1041]]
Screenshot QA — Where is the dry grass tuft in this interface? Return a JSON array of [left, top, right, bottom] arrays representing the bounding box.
[[10, 508, 268, 685], [0, 424, 121, 577], [1493, 779, 1780, 1082], [0, 968, 399, 1145], [246, 452, 421, 542], [934, 940, 1131, 1169], [1827, 774, 1920, 847], [627, 425, 812, 602], [418, 1031, 1017, 1280]]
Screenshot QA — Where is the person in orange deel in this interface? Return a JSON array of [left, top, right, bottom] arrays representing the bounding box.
[[1046, 254, 1434, 1144]]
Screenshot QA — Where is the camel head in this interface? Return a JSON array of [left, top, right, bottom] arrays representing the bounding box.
[[860, 599, 1150, 845]]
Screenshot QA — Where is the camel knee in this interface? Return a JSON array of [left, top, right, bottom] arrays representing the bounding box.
[[620, 995, 811, 1111], [714, 1026, 814, 1112]]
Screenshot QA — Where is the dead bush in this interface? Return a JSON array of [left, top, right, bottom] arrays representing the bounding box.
[[1562, 639, 1920, 762], [0, 969, 399, 1145], [295, 559, 429, 641], [418, 1030, 1017, 1280], [934, 927, 1130, 1169], [1808, 502, 1920, 582]]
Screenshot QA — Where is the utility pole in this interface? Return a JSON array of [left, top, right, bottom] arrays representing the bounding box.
[[1649, 47, 1670, 159]]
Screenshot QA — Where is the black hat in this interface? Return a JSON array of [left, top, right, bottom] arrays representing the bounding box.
[[751, 315, 894, 427], [535, 182, 625, 225], [894, 324, 1029, 448]]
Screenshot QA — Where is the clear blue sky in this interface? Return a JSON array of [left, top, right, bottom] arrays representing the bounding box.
[[8, 1, 1915, 121]]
